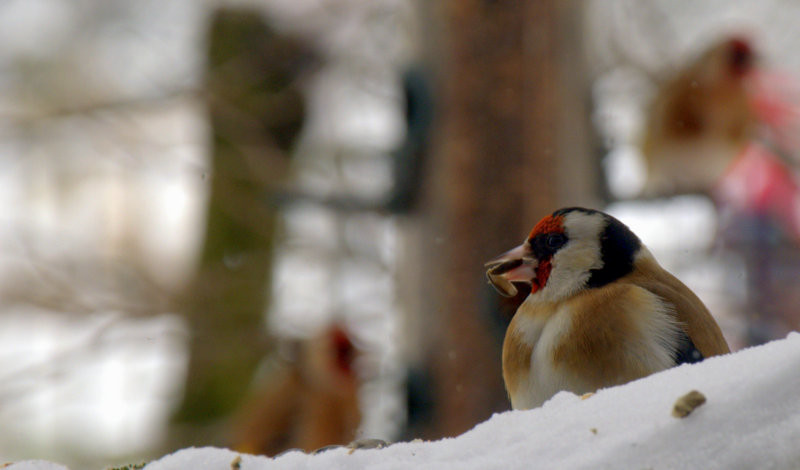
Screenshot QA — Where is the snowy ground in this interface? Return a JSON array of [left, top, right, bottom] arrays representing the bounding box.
[[7, 332, 800, 470]]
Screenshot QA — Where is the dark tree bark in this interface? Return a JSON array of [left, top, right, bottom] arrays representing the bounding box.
[[171, 8, 311, 446], [413, 0, 598, 438]]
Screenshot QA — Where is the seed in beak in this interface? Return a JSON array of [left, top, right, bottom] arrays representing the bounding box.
[[485, 259, 523, 297]]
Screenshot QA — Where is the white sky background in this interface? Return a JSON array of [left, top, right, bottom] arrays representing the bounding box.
[[0, 1, 208, 464], [0, 0, 416, 467]]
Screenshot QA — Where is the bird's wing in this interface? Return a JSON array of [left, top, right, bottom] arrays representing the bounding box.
[[628, 256, 731, 357]]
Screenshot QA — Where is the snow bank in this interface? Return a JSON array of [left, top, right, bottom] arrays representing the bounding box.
[[8, 333, 800, 470]]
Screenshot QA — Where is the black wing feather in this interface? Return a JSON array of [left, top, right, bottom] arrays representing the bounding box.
[[674, 330, 704, 365]]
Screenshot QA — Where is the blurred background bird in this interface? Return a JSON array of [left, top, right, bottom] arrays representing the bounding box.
[[640, 36, 758, 198], [640, 34, 800, 239], [231, 324, 362, 456]]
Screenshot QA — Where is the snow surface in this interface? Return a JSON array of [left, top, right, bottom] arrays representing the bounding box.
[[7, 332, 800, 470]]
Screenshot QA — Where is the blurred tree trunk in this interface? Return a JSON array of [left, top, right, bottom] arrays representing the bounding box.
[[414, 0, 597, 438], [171, 8, 310, 446]]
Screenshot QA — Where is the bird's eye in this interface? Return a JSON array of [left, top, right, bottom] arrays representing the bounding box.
[[546, 233, 566, 250]]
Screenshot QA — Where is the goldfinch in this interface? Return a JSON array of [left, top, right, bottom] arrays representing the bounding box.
[[485, 207, 730, 410], [232, 325, 361, 455], [642, 36, 757, 196]]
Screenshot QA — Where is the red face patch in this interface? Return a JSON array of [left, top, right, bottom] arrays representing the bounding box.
[[528, 214, 564, 240], [331, 327, 355, 376], [526, 213, 565, 293], [531, 258, 552, 294]]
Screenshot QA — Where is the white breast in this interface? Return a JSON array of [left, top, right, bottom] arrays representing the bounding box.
[[507, 285, 682, 410], [508, 302, 584, 410]]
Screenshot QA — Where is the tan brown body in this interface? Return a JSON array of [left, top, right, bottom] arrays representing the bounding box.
[[502, 249, 729, 410]]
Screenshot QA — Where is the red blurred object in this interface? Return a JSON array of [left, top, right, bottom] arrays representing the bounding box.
[[714, 142, 800, 239], [750, 70, 800, 157], [713, 58, 800, 241]]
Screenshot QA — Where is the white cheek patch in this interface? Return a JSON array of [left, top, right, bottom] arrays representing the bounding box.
[[537, 211, 606, 303]]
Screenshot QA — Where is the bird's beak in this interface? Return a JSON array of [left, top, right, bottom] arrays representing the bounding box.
[[484, 243, 537, 297]]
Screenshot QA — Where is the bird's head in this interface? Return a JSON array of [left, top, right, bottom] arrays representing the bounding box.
[[694, 35, 756, 85], [726, 37, 754, 77], [485, 208, 642, 303]]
